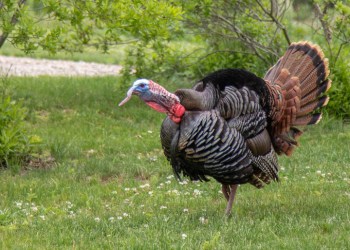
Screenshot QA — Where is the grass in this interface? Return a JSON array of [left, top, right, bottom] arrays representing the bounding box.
[[0, 76, 349, 249]]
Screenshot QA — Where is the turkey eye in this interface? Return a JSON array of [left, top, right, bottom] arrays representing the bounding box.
[[140, 84, 145, 88]]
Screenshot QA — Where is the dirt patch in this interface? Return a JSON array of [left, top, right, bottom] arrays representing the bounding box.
[[0, 55, 122, 77]]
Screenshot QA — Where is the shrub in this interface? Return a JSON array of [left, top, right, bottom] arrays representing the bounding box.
[[327, 58, 350, 119], [0, 96, 31, 168], [0, 75, 40, 170]]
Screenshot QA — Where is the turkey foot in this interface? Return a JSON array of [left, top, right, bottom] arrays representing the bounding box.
[[224, 184, 238, 216]]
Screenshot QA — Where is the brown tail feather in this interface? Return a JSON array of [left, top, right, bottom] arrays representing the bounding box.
[[298, 96, 329, 117], [293, 113, 323, 126], [264, 41, 331, 155], [301, 79, 331, 104]]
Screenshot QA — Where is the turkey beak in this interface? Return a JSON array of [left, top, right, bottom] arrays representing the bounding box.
[[118, 86, 137, 106]]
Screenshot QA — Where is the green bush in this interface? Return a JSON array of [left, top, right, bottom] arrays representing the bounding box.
[[327, 59, 350, 119], [0, 95, 32, 168]]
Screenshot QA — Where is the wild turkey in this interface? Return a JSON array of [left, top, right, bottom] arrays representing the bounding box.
[[119, 41, 331, 215]]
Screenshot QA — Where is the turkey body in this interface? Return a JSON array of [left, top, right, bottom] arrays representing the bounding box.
[[120, 41, 331, 215], [161, 69, 279, 188], [161, 41, 330, 191]]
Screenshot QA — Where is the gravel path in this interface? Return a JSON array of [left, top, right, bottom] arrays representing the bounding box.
[[0, 55, 122, 77]]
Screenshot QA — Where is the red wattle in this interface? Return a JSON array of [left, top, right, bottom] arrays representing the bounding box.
[[170, 103, 185, 123], [173, 103, 185, 118]]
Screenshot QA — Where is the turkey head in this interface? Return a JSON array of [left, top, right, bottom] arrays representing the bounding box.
[[119, 79, 185, 123]]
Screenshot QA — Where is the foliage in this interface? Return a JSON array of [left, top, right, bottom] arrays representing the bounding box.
[[176, 0, 350, 118], [1, 77, 349, 248], [1, 0, 350, 117], [0, 87, 29, 168], [1, 0, 183, 52], [312, 0, 350, 118], [181, 0, 291, 70], [0, 73, 41, 169], [327, 57, 350, 119]]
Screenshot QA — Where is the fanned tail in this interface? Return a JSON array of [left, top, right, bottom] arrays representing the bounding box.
[[264, 41, 331, 156]]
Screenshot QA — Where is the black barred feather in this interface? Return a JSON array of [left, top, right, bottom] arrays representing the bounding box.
[[162, 81, 278, 188]]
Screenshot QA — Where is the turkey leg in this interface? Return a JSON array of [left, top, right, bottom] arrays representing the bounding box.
[[221, 184, 230, 201], [225, 184, 238, 216]]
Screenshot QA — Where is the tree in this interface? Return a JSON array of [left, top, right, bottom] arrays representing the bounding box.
[[0, 0, 184, 61], [1, 0, 349, 117]]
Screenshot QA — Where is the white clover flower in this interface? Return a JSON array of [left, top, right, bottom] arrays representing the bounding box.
[[123, 212, 129, 217], [160, 206, 167, 210], [31, 206, 38, 212], [172, 189, 180, 196], [165, 180, 171, 184], [149, 156, 157, 162], [181, 233, 187, 240], [193, 189, 202, 196], [167, 175, 174, 180], [94, 217, 101, 223], [167, 189, 180, 196], [15, 201, 23, 208], [108, 217, 115, 222], [39, 215, 45, 220], [147, 130, 153, 134], [183, 208, 189, 213], [199, 216, 208, 224], [148, 191, 153, 196], [87, 149, 96, 155], [111, 190, 118, 195], [280, 167, 285, 171], [139, 183, 150, 189], [124, 199, 130, 204], [68, 211, 76, 218], [316, 170, 322, 175], [140, 204, 145, 208], [117, 216, 123, 220], [124, 188, 130, 191], [66, 201, 73, 209]]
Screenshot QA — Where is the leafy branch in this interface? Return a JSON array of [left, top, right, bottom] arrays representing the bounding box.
[[0, 0, 27, 48]]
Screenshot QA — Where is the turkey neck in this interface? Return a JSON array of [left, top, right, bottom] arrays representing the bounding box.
[[175, 83, 220, 111]]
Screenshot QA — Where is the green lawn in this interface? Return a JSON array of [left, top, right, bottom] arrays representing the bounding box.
[[0, 77, 349, 249]]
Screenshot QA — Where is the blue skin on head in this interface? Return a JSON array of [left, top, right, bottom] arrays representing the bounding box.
[[119, 79, 151, 106], [131, 79, 159, 102]]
